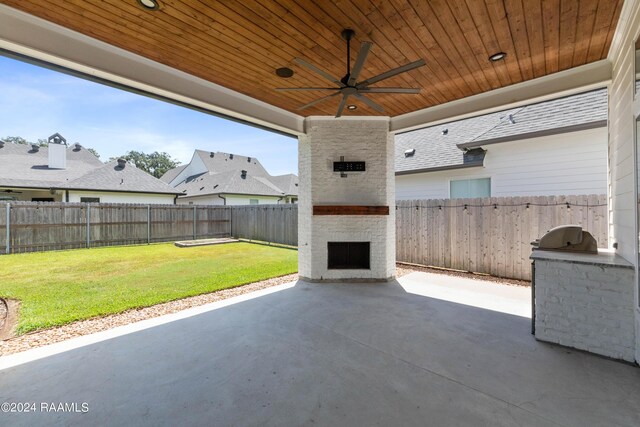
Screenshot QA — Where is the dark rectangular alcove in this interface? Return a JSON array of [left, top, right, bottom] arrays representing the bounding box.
[[327, 242, 370, 270]]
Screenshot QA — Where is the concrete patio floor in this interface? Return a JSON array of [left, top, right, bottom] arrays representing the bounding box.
[[1, 272, 639, 426]]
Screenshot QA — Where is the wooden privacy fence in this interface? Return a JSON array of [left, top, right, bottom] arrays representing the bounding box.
[[396, 195, 608, 281], [231, 205, 297, 247], [1, 196, 608, 281], [0, 202, 232, 254]]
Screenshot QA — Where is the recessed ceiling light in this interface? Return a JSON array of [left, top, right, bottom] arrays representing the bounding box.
[[489, 52, 507, 62], [347, 105, 357, 110], [276, 67, 294, 78], [137, 0, 160, 10]]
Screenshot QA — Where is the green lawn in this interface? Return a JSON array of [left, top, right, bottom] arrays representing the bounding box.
[[0, 242, 297, 335]]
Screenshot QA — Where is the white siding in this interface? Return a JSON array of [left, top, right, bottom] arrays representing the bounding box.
[[608, 0, 640, 363], [224, 195, 281, 205], [396, 127, 608, 200], [168, 151, 207, 186], [175, 194, 281, 205], [68, 191, 175, 204]]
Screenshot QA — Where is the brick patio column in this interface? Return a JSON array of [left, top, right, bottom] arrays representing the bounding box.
[[297, 117, 395, 282]]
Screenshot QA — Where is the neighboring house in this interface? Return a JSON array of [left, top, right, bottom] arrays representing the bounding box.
[[0, 133, 180, 204], [161, 150, 298, 205], [395, 89, 608, 200]]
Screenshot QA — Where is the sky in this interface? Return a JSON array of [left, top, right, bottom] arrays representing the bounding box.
[[0, 55, 298, 176]]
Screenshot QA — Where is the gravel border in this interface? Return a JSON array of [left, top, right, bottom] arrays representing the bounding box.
[[0, 265, 528, 356], [0, 274, 298, 356]]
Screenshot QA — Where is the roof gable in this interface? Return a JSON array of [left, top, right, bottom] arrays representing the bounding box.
[[0, 142, 103, 188], [61, 160, 181, 194], [164, 150, 298, 198]]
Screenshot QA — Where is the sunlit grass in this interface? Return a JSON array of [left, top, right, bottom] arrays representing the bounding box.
[[0, 242, 297, 334]]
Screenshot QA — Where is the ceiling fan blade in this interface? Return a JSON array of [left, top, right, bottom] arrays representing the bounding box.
[[357, 59, 426, 88], [297, 92, 341, 111], [347, 41, 373, 86], [294, 58, 345, 87], [335, 94, 349, 118], [358, 87, 421, 94], [355, 94, 385, 113], [275, 87, 338, 91]]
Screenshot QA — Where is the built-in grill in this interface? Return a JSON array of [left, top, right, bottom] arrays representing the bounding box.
[[531, 225, 597, 255], [530, 225, 598, 335]]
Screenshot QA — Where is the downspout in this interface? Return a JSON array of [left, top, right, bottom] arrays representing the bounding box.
[[173, 195, 178, 205], [65, 190, 69, 202], [277, 196, 284, 204], [217, 194, 227, 205]]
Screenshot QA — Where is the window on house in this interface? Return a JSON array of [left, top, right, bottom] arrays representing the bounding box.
[[249, 199, 259, 205], [31, 198, 54, 202], [450, 178, 491, 199], [80, 197, 100, 203]]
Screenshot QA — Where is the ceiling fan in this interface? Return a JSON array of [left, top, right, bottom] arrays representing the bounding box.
[[276, 29, 426, 117]]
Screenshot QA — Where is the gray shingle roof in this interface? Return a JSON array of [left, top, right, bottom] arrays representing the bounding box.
[[174, 170, 285, 198], [269, 174, 299, 196], [163, 150, 298, 198], [0, 142, 103, 188], [395, 88, 607, 174], [196, 150, 270, 177], [61, 160, 181, 194], [159, 164, 186, 183]]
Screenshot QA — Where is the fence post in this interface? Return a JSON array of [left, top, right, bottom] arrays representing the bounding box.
[[193, 206, 197, 240], [5, 202, 10, 255], [147, 205, 151, 244], [86, 204, 91, 248]]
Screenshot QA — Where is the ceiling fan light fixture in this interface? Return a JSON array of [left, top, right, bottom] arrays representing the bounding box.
[[275, 67, 294, 78], [279, 29, 426, 117], [489, 52, 507, 62], [137, 0, 160, 10]]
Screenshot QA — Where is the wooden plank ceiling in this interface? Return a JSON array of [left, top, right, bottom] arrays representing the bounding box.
[[0, 0, 623, 117]]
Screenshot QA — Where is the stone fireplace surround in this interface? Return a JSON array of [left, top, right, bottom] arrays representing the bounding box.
[[298, 117, 395, 282]]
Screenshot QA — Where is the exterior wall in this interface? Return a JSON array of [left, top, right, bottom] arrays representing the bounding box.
[[224, 195, 282, 205], [67, 191, 175, 204], [298, 117, 395, 281], [534, 258, 636, 362], [396, 127, 608, 200], [0, 188, 63, 202], [176, 195, 225, 205], [175, 194, 282, 205], [608, 0, 640, 363]]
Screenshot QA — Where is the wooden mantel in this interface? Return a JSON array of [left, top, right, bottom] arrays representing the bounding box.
[[312, 205, 389, 216]]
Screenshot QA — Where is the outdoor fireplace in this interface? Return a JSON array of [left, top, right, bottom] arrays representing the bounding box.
[[327, 242, 370, 270], [298, 117, 395, 282]]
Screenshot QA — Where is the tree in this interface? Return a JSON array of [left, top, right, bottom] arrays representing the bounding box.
[[2, 136, 30, 145], [87, 148, 101, 159], [112, 150, 179, 178], [2, 136, 48, 146]]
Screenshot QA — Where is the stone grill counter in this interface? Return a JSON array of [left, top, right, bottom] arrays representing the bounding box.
[[530, 249, 635, 362]]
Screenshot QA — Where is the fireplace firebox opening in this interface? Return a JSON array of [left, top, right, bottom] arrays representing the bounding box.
[[327, 242, 371, 270]]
